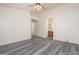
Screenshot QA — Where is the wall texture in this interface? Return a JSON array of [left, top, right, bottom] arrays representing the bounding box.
[[0, 7, 31, 45]]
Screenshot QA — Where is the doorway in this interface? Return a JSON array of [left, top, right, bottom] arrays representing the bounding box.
[[48, 18, 53, 39], [31, 19, 37, 39]]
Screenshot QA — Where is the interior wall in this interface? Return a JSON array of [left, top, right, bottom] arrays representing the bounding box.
[[35, 17, 48, 38], [41, 4, 79, 44], [0, 7, 31, 45]]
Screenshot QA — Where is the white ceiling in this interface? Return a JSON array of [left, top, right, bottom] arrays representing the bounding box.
[[0, 3, 33, 10], [0, 3, 65, 11], [0, 3, 65, 16]]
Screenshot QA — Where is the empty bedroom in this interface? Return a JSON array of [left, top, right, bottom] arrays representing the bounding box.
[[0, 3, 79, 55]]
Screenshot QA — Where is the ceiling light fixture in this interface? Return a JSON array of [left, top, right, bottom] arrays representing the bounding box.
[[34, 3, 42, 11]]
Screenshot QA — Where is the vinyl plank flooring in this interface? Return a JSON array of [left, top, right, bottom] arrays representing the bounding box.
[[33, 40, 58, 55], [69, 44, 78, 55], [48, 42, 63, 55], [41, 41, 61, 55], [56, 42, 71, 55], [22, 42, 46, 55], [0, 39, 32, 54], [0, 37, 79, 55], [3, 38, 46, 55]]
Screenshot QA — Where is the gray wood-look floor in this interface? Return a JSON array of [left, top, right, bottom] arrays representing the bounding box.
[[0, 36, 79, 55]]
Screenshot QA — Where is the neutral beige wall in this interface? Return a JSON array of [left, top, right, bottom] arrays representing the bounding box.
[[0, 7, 31, 45]]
